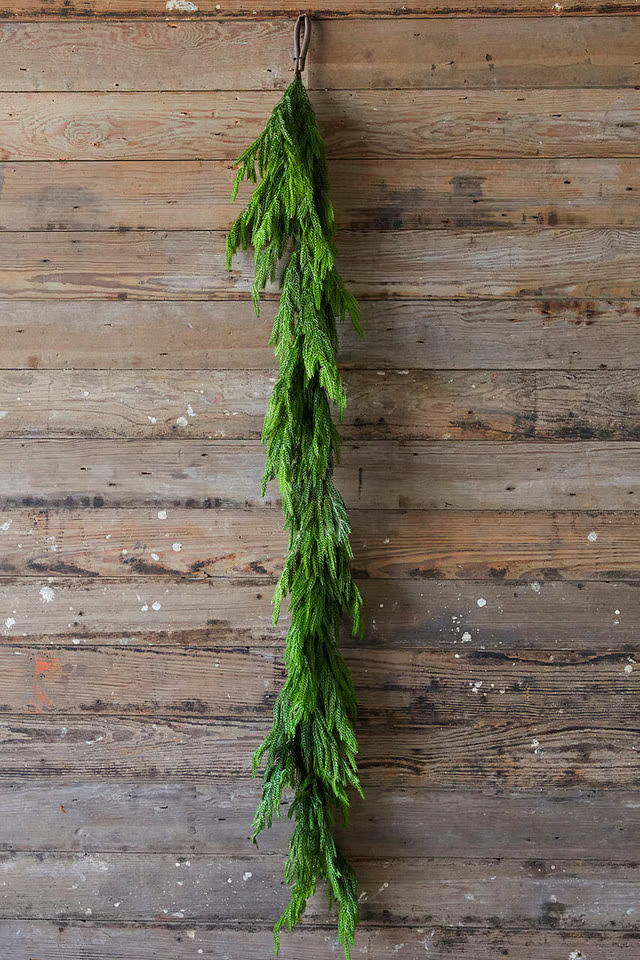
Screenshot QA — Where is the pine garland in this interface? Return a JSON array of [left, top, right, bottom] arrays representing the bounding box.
[[226, 76, 364, 957]]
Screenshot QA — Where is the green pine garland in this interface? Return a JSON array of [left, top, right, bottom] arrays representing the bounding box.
[[226, 76, 364, 957]]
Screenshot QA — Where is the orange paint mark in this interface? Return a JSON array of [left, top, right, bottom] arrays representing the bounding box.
[[32, 655, 62, 714]]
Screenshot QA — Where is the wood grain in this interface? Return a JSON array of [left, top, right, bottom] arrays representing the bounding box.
[[311, 18, 640, 90], [0, 924, 635, 960], [1, 439, 640, 510], [1, 508, 640, 581], [0, 22, 293, 92], [1, 576, 639, 651], [6, 229, 640, 300], [3, 90, 640, 161], [3, 782, 638, 860], [0, 924, 634, 960], [0, 852, 637, 928], [0, 298, 638, 371], [4, 19, 640, 92], [2, 369, 640, 441], [3, 644, 639, 726], [6, 159, 640, 232], [0, 0, 638, 18], [0, 714, 636, 788]]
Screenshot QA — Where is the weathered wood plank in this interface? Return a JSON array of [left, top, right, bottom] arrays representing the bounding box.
[[10, 159, 640, 232], [2, 439, 640, 511], [1, 508, 640, 581], [6, 20, 640, 92], [0, 22, 293, 93], [0, 299, 637, 371], [1, 0, 639, 19], [3, 90, 640, 162], [1, 576, 638, 651], [3, 644, 639, 724], [6, 229, 640, 300], [3, 782, 637, 860], [0, 852, 637, 927], [0, 924, 633, 960], [312, 18, 640, 90], [2, 369, 640, 441], [338, 229, 640, 300], [0, 714, 636, 788], [334, 159, 640, 231]]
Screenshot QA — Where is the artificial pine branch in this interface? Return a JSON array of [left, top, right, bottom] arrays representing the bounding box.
[[226, 76, 364, 958]]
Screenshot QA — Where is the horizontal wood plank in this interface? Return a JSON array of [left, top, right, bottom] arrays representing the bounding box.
[[2, 369, 640, 441], [0, 21, 293, 92], [0, 508, 640, 581], [6, 159, 640, 232], [312, 17, 640, 90], [0, 299, 637, 371], [0, 439, 640, 510], [5, 229, 640, 300], [0, 924, 634, 960], [0, 714, 637, 788], [3, 782, 638, 861], [0, 853, 637, 928], [3, 90, 640, 161], [1, 0, 639, 18], [3, 644, 639, 725], [1, 576, 639, 651], [4, 20, 640, 92]]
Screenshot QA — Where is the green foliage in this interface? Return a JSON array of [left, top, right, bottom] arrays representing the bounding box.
[[226, 77, 364, 958]]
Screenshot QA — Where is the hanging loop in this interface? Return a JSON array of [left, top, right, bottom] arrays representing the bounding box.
[[293, 14, 311, 80]]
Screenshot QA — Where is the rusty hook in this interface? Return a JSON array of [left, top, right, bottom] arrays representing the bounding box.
[[293, 14, 311, 80]]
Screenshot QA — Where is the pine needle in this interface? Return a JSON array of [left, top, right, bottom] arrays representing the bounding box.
[[226, 77, 364, 959]]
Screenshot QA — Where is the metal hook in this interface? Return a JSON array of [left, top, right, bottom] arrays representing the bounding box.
[[293, 14, 311, 80]]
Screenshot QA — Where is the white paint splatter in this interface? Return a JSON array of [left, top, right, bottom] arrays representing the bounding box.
[[476, 598, 487, 608], [0, 520, 11, 532], [152, 601, 161, 611], [40, 586, 55, 603], [470, 681, 483, 694], [242, 871, 252, 881], [187, 405, 195, 417], [461, 632, 472, 642], [166, 0, 199, 10], [172, 542, 182, 552], [148, 416, 157, 424], [587, 531, 598, 542], [158, 510, 167, 520], [531, 582, 541, 593], [5, 618, 15, 629], [141, 605, 149, 612]]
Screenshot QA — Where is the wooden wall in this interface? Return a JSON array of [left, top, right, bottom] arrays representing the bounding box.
[[1, 4, 640, 959]]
